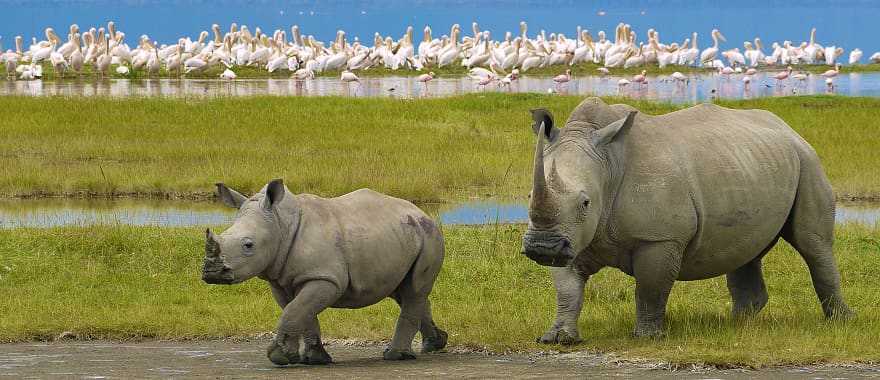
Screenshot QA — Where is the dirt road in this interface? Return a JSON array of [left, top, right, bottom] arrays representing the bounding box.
[[1, 339, 877, 379]]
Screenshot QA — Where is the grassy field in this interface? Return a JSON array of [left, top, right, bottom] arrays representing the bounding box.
[[0, 223, 877, 366], [0, 94, 878, 202], [15, 61, 880, 81]]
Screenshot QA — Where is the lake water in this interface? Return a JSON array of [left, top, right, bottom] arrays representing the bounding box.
[[0, 198, 876, 228], [2, 1, 878, 55], [3, 71, 878, 102]]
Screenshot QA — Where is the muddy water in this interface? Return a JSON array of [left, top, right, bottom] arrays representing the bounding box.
[[1, 340, 876, 379], [0, 198, 876, 228], [2, 71, 879, 102]]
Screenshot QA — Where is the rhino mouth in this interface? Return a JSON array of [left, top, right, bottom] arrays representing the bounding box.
[[521, 230, 575, 267], [202, 259, 235, 284]]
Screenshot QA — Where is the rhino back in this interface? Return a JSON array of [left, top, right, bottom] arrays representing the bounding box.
[[610, 104, 809, 280], [290, 189, 439, 308]]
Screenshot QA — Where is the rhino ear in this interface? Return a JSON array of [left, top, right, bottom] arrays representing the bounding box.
[[215, 183, 247, 209], [530, 108, 558, 142], [592, 111, 637, 147], [262, 178, 286, 210]]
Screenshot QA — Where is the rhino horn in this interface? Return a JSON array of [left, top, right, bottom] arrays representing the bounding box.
[[532, 121, 548, 204], [205, 228, 221, 257], [548, 158, 567, 192]]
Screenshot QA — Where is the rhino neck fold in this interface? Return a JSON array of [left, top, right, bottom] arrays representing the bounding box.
[[263, 199, 302, 283]]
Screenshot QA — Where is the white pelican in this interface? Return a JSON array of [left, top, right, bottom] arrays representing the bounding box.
[[95, 35, 112, 78], [596, 67, 610, 76], [220, 68, 236, 79], [115, 65, 130, 75], [671, 71, 686, 84], [849, 49, 862, 65], [870, 52, 880, 63], [700, 29, 725, 65], [340, 70, 359, 82], [293, 67, 315, 80]]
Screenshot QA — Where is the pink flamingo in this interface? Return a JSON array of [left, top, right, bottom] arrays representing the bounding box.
[[553, 69, 572, 90], [632, 70, 647, 88], [417, 71, 435, 93], [822, 63, 841, 78], [477, 75, 494, 89], [774, 66, 793, 86]]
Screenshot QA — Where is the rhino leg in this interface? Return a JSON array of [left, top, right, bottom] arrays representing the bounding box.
[[727, 242, 773, 318], [418, 300, 447, 353], [538, 266, 586, 345], [384, 293, 424, 360], [268, 280, 340, 366], [781, 182, 853, 319], [300, 317, 333, 365], [632, 242, 683, 338]]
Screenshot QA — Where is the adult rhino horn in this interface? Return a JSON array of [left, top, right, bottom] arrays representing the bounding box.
[[205, 228, 220, 257], [532, 121, 548, 204]]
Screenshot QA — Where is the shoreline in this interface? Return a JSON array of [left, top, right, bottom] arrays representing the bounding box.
[[7, 62, 880, 82], [2, 192, 878, 204]]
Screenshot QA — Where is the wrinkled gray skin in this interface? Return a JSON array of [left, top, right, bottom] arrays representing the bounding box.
[[202, 179, 447, 365], [521, 98, 853, 343]]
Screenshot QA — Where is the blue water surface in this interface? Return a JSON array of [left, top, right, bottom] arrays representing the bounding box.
[[1, 1, 878, 56]]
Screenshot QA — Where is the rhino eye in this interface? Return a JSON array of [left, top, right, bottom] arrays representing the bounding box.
[[241, 238, 255, 254]]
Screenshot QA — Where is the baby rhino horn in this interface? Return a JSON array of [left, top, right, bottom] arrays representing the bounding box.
[[205, 228, 220, 257]]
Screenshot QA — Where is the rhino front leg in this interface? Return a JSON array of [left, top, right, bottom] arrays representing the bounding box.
[[538, 265, 587, 345], [632, 242, 683, 338], [267, 280, 340, 366], [727, 253, 770, 318]]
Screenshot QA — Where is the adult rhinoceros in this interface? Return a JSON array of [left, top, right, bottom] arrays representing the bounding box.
[[202, 179, 447, 364], [521, 98, 853, 342]]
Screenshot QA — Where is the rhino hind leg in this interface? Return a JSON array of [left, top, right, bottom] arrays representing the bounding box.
[[726, 242, 773, 318], [384, 292, 425, 360], [781, 184, 853, 319], [538, 266, 586, 345], [632, 242, 683, 338], [418, 300, 448, 353]]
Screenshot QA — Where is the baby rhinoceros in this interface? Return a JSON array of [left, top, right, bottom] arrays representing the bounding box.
[[202, 179, 447, 365]]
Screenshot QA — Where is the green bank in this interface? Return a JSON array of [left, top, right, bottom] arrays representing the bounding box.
[[0, 95, 877, 202], [0, 224, 878, 366]]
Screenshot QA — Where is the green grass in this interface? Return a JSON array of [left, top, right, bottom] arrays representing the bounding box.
[[0, 224, 878, 366], [0, 94, 878, 202]]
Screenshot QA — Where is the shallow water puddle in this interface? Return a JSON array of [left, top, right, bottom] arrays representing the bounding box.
[[2, 72, 880, 103], [0, 198, 876, 228]]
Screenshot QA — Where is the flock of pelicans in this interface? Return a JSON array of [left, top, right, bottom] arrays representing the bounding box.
[[2, 21, 878, 91]]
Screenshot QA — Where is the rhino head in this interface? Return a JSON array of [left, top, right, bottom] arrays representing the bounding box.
[[203, 179, 293, 284], [521, 105, 637, 267]]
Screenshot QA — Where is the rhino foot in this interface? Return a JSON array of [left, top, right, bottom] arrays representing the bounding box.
[[421, 328, 448, 353], [267, 341, 300, 366], [632, 325, 665, 339], [302, 343, 333, 365], [383, 348, 417, 360], [537, 327, 582, 345]]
